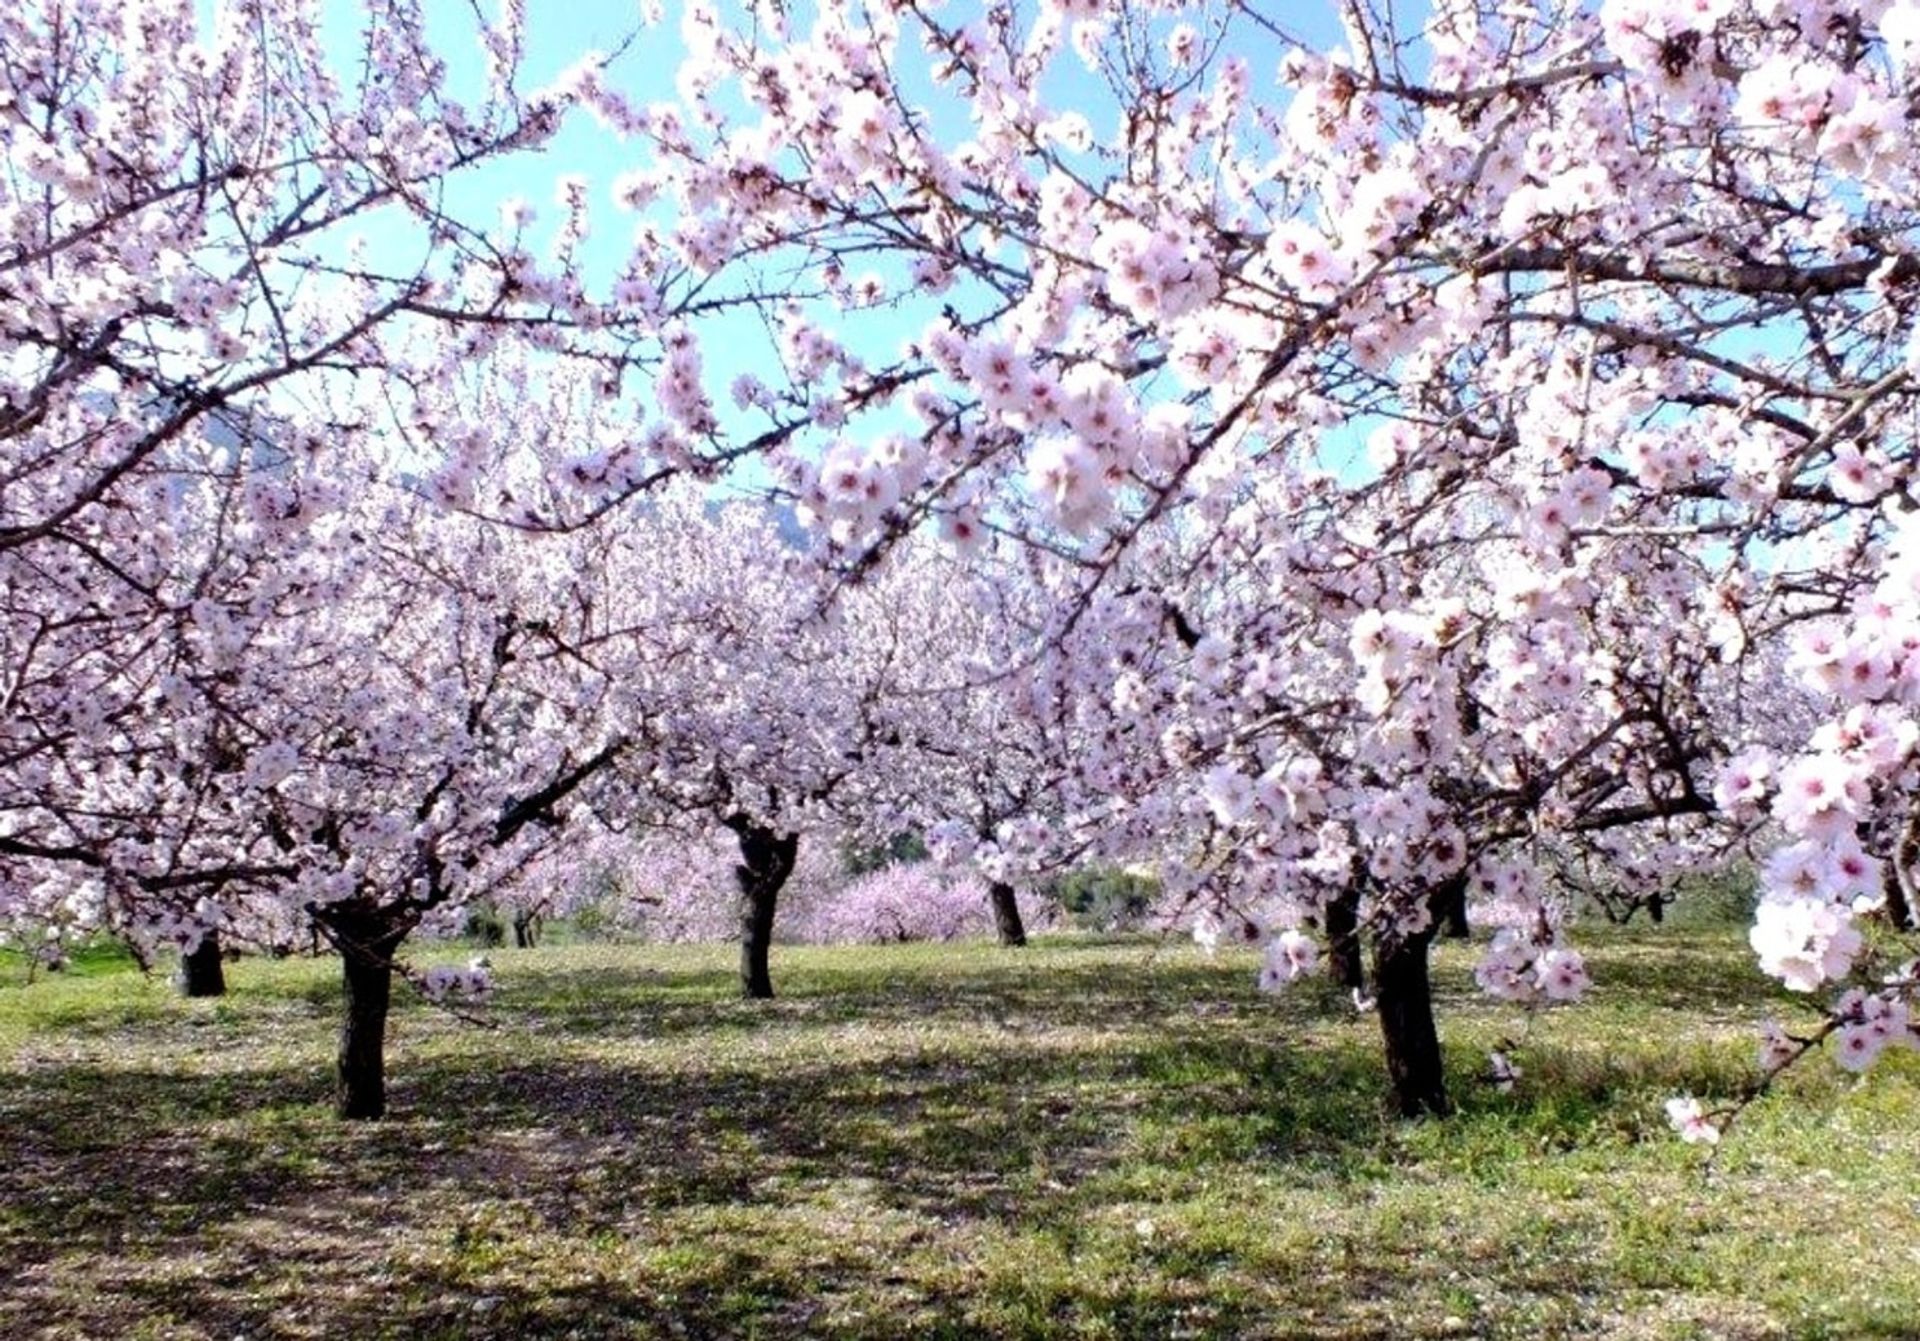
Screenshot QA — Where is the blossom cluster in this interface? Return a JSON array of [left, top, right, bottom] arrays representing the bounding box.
[[419, 960, 495, 1004]]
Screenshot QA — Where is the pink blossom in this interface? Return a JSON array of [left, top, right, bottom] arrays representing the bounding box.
[[1665, 1096, 1721, 1146], [1749, 897, 1863, 991], [1257, 930, 1320, 991]]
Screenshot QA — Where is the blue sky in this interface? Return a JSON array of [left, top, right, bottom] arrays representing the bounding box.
[[253, 0, 1862, 584], [215, 1, 1384, 500], [303, 0, 1356, 289]]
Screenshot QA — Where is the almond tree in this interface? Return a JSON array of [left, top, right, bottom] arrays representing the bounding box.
[[827, 538, 1092, 948], [592, 492, 952, 998], [598, 0, 1920, 1115], [0, 0, 776, 1110], [0, 422, 634, 1116]]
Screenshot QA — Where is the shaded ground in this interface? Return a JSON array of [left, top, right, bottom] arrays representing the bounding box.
[[1, 928, 1916, 1339]]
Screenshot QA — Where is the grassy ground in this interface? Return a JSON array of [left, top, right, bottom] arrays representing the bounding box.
[[1, 924, 1916, 1340]]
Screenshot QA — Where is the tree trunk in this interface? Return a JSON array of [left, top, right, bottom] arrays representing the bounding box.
[[513, 910, 540, 949], [1883, 858, 1916, 933], [988, 881, 1027, 947], [181, 928, 226, 998], [1438, 872, 1470, 939], [728, 816, 798, 999], [1374, 926, 1450, 1118], [1324, 884, 1364, 992], [330, 908, 408, 1120]]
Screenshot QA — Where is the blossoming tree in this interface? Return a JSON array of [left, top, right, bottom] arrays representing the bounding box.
[[589, 492, 1009, 996], [0, 418, 640, 1116], [8, 0, 1919, 1133], [597, 0, 1920, 1116], [0, 0, 772, 1113]]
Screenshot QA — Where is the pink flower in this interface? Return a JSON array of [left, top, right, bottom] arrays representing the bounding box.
[[1665, 1095, 1721, 1146], [1758, 1020, 1797, 1073], [1712, 747, 1771, 815], [1828, 444, 1891, 503], [1833, 1024, 1884, 1073], [1534, 948, 1591, 1003], [1025, 435, 1111, 532], [1750, 896, 1863, 991], [1257, 930, 1320, 992], [1771, 753, 1868, 838], [1788, 623, 1848, 695], [1264, 220, 1351, 301], [1201, 764, 1255, 825]]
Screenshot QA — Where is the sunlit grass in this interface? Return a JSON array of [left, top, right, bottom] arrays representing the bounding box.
[[2, 923, 1915, 1338]]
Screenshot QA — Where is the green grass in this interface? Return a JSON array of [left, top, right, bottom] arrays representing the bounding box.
[[2, 926, 1916, 1339], [0, 936, 146, 982]]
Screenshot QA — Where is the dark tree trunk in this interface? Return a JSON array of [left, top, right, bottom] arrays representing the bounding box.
[[329, 907, 408, 1120], [1647, 892, 1667, 925], [988, 881, 1027, 947], [181, 929, 226, 998], [512, 911, 540, 949], [1324, 884, 1364, 992], [728, 815, 799, 999], [1883, 859, 1916, 933], [1374, 926, 1450, 1118], [1437, 871, 1470, 939]]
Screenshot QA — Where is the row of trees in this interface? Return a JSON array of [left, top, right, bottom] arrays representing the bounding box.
[[3, 0, 1917, 1130]]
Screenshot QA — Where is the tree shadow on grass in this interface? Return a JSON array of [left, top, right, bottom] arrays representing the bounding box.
[[0, 1047, 1278, 1337], [499, 948, 1267, 1044], [0, 935, 1830, 1341], [1578, 938, 1792, 1015]]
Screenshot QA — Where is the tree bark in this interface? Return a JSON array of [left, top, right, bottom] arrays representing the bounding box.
[[1883, 858, 1916, 932], [1437, 872, 1470, 939], [1886, 809, 1920, 933], [988, 880, 1027, 947], [1324, 884, 1364, 992], [728, 816, 798, 999], [1374, 926, 1450, 1118], [329, 907, 408, 1120], [181, 928, 226, 998], [512, 910, 540, 949]]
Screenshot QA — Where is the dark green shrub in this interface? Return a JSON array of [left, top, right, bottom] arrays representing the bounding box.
[[464, 906, 507, 948], [1049, 865, 1159, 932]]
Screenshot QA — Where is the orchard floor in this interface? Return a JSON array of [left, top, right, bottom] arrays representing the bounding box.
[[2, 928, 1917, 1341]]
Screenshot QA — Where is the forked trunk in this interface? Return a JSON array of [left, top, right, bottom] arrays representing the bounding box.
[[988, 880, 1027, 947], [181, 928, 226, 998], [513, 910, 540, 949], [1374, 926, 1450, 1118], [729, 816, 799, 999], [330, 908, 408, 1120], [1324, 884, 1364, 992]]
